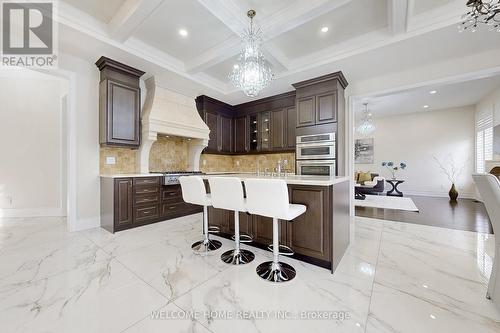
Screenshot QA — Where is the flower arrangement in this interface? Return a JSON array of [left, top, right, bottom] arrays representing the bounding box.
[[381, 161, 407, 180]]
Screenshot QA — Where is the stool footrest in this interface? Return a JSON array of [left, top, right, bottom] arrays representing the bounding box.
[[231, 234, 253, 243], [208, 226, 220, 234], [267, 244, 294, 256]]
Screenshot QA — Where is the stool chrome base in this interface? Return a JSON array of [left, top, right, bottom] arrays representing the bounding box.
[[191, 239, 222, 253], [256, 261, 296, 283], [221, 249, 255, 265]]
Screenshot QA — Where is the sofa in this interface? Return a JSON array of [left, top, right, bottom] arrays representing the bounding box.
[[355, 172, 385, 195]]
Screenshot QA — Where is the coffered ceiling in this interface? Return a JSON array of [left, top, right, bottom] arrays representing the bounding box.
[[56, 0, 494, 104]]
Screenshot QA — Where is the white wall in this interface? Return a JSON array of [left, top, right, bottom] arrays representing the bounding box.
[[476, 86, 500, 161], [0, 72, 67, 216], [355, 106, 476, 198], [56, 53, 101, 230]]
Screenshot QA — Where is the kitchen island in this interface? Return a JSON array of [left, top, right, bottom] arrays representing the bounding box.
[[202, 173, 350, 273]]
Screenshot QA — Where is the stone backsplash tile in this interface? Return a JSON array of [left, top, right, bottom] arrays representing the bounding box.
[[149, 136, 189, 172], [100, 136, 190, 174], [100, 135, 296, 175], [100, 147, 138, 175], [200, 153, 295, 174]]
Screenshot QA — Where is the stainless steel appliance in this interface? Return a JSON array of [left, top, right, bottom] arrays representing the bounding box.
[[296, 133, 336, 175], [296, 160, 336, 176], [296, 133, 336, 160], [152, 171, 204, 185]]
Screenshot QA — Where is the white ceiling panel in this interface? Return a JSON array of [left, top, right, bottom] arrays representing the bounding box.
[[203, 53, 285, 83], [269, 0, 389, 60], [132, 0, 236, 61], [61, 0, 126, 23], [242, 0, 298, 18], [412, 0, 456, 16], [354, 75, 500, 118]]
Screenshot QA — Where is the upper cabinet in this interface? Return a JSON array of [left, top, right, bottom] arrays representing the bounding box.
[[234, 115, 249, 153], [196, 95, 235, 154], [96, 57, 145, 148], [292, 72, 348, 129]]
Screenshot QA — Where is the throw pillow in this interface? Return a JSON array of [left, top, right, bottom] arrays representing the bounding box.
[[358, 172, 372, 184]]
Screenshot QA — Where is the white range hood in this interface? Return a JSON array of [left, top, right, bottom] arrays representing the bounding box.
[[138, 76, 209, 172]]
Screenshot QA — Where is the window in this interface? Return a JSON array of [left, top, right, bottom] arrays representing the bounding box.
[[476, 113, 493, 173]]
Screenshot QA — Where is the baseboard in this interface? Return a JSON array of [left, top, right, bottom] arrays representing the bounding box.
[[0, 207, 65, 218], [402, 190, 476, 200], [70, 216, 100, 231]]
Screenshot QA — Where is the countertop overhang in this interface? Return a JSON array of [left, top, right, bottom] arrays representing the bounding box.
[[201, 173, 350, 186], [100, 173, 350, 186]]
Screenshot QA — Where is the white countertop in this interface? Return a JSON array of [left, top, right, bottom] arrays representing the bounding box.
[[100, 173, 163, 178], [201, 173, 349, 186]]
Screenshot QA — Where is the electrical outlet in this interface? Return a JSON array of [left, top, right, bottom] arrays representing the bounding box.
[[236, 160, 240, 166], [106, 156, 116, 165], [202, 159, 207, 166]]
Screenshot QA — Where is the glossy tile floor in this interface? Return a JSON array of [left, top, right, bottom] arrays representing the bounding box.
[[0, 214, 499, 333]]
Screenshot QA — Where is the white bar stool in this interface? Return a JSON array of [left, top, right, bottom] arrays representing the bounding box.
[[473, 173, 500, 311], [244, 179, 306, 282], [179, 176, 222, 253], [208, 177, 255, 265]]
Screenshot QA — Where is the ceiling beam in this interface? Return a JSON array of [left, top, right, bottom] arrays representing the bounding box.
[[388, 0, 409, 35], [189, 0, 353, 73], [108, 0, 164, 42]]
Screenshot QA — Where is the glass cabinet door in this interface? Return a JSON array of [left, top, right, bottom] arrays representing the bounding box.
[[260, 111, 270, 150], [249, 114, 258, 151]]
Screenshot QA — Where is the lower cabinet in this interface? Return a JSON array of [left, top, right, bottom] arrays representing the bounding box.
[[287, 185, 331, 261], [206, 184, 331, 266], [114, 178, 134, 229], [101, 177, 202, 233]]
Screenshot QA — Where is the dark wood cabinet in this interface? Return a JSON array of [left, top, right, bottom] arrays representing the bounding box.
[[203, 183, 345, 269], [286, 107, 296, 149], [293, 72, 347, 129], [253, 215, 287, 245], [296, 96, 315, 127], [271, 109, 285, 150], [196, 96, 235, 154], [316, 91, 337, 124], [234, 116, 248, 153], [287, 185, 330, 261], [114, 178, 133, 229], [101, 177, 201, 233], [205, 111, 219, 151], [96, 57, 145, 148], [220, 115, 233, 153]]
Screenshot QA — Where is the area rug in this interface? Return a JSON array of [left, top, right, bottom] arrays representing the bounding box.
[[355, 195, 419, 212]]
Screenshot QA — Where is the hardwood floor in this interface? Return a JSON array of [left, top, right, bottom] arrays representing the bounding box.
[[355, 195, 493, 234]]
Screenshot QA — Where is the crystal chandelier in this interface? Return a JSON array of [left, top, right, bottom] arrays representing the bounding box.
[[357, 103, 376, 136], [228, 10, 274, 97], [458, 0, 500, 32]]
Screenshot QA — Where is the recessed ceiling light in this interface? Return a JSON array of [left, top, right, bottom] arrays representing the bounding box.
[[178, 29, 188, 37], [321, 26, 329, 33], [423, 105, 429, 109], [430, 90, 437, 94], [430, 314, 436, 320]]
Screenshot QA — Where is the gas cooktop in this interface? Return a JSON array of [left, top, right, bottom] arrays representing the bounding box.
[[151, 171, 204, 185]]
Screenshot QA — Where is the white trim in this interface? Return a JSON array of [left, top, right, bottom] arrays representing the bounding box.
[[69, 216, 100, 231], [402, 190, 476, 200], [34, 68, 78, 232], [1, 208, 65, 218]]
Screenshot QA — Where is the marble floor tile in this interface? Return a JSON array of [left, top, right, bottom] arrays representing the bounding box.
[[1, 214, 499, 333], [0, 258, 167, 333], [366, 282, 500, 333], [174, 246, 373, 333], [0, 233, 111, 293], [123, 302, 212, 333], [116, 235, 232, 299]]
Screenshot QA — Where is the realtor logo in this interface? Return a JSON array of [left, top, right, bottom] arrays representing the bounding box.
[[1, 1, 57, 67]]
